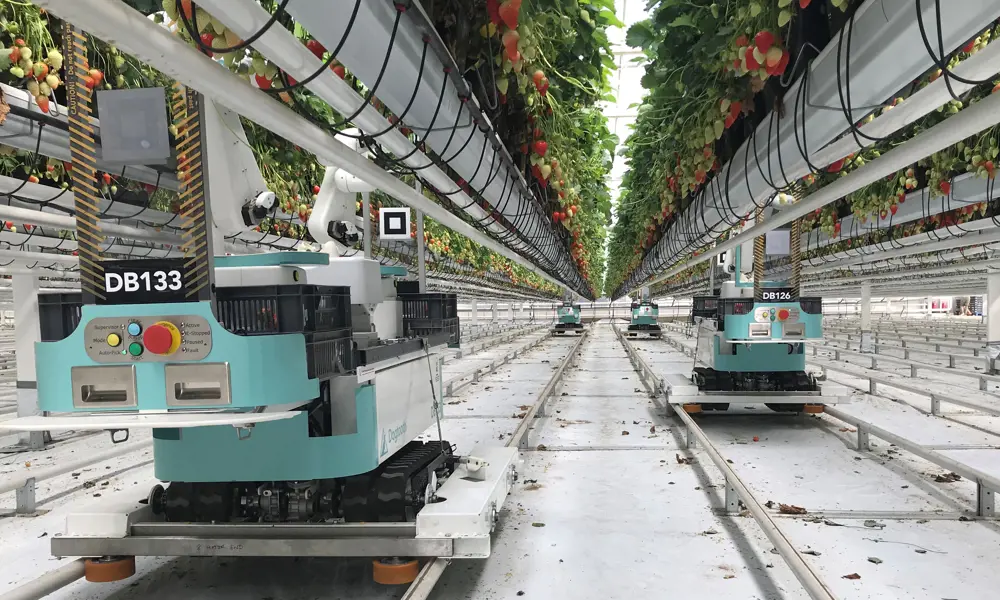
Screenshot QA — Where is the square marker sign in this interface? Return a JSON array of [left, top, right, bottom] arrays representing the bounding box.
[[380, 207, 411, 240]]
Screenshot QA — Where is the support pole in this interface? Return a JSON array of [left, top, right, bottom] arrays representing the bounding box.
[[414, 182, 426, 292], [860, 282, 873, 354], [986, 272, 1000, 373], [361, 191, 371, 259], [13, 274, 43, 450], [708, 255, 715, 295], [470, 299, 478, 326], [491, 304, 498, 322]]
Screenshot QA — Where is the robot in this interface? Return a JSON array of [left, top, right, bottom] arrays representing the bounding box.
[[667, 216, 848, 413], [0, 100, 516, 581], [626, 287, 661, 338], [550, 294, 584, 335]]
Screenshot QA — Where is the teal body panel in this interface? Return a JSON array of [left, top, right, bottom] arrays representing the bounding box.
[[214, 252, 328, 267], [711, 336, 807, 372], [721, 302, 822, 341], [630, 305, 659, 326], [379, 266, 408, 277], [35, 301, 319, 412], [153, 384, 378, 482], [557, 305, 581, 325]]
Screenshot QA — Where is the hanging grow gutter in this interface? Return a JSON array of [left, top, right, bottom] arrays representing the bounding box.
[[621, 0, 1000, 295]]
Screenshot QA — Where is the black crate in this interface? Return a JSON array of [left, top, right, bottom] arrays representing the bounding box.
[[39, 292, 83, 342], [215, 285, 351, 334], [395, 280, 421, 296], [799, 297, 823, 314], [401, 293, 457, 321], [306, 330, 354, 378], [404, 317, 460, 345]]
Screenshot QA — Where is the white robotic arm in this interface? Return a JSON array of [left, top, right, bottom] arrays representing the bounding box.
[[307, 130, 376, 255]]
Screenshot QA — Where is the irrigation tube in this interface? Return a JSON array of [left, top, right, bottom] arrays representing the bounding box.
[[638, 87, 1000, 292], [35, 0, 574, 294]]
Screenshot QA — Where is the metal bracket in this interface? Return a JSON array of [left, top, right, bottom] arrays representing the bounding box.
[[978, 484, 995, 517]]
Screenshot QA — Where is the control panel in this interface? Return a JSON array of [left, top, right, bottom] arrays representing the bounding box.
[[84, 315, 213, 363], [753, 306, 800, 324]]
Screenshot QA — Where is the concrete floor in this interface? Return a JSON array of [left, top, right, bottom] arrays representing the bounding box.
[[3, 323, 1000, 599]]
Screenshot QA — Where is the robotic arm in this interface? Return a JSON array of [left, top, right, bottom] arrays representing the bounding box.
[[307, 129, 375, 256]]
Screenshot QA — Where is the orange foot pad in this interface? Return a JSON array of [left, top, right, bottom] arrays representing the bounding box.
[[372, 558, 419, 585], [683, 404, 703, 414], [85, 557, 136, 582], [803, 404, 825, 414]]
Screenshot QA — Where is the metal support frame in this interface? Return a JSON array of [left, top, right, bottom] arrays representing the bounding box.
[[12, 274, 43, 452], [825, 405, 998, 518]]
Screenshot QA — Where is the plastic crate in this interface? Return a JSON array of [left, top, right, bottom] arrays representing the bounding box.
[[401, 293, 457, 321], [395, 280, 421, 296], [215, 285, 351, 334], [39, 292, 83, 342], [404, 317, 460, 345], [306, 330, 354, 378]]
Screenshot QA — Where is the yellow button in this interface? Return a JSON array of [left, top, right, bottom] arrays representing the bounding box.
[[107, 333, 122, 347]]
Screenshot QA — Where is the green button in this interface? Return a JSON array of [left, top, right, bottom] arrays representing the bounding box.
[[128, 342, 143, 357]]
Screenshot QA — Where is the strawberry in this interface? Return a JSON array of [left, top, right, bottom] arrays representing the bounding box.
[[890, 204, 898, 215], [486, 0, 502, 25], [827, 157, 846, 172], [735, 35, 748, 47], [102, 172, 112, 185], [552, 211, 561, 222], [27, 175, 38, 183], [724, 113, 736, 129], [744, 47, 760, 71], [498, 0, 521, 30], [35, 95, 49, 113], [532, 70, 545, 86], [180, 0, 193, 20], [313, 185, 321, 194], [532, 140, 548, 157], [83, 75, 96, 89], [14, 38, 24, 47], [765, 47, 783, 69], [254, 73, 272, 89], [537, 78, 549, 96], [306, 39, 326, 58], [729, 100, 742, 117], [9, 47, 19, 64], [200, 33, 214, 54], [332, 64, 346, 79], [993, 82, 1000, 94], [502, 29, 520, 62], [63, 161, 72, 171], [533, 127, 544, 139], [939, 180, 951, 196], [754, 30, 775, 53], [23, 224, 31, 232], [800, 0, 811, 7], [880, 210, 888, 220], [962, 39, 976, 54], [520, 143, 529, 154]]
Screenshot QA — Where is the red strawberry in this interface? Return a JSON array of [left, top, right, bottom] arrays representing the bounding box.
[[993, 82, 1000, 94], [306, 39, 326, 58], [754, 31, 775, 53], [553, 211, 561, 222], [724, 113, 736, 129], [313, 185, 321, 194], [102, 172, 112, 185], [83, 76, 96, 90], [939, 180, 951, 196], [27, 175, 38, 183], [254, 74, 272, 90], [502, 29, 520, 62], [729, 100, 742, 118], [962, 39, 976, 53], [498, 0, 521, 30], [735, 35, 748, 47], [800, 0, 811, 7], [774, 52, 790, 75], [23, 224, 31, 232], [332, 64, 346, 79], [36, 95, 49, 113], [827, 157, 846, 172], [486, 0, 502, 25], [532, 140, 548, 157], [533, 127, 544, 139], [744, 47, 760, 71], [890, 204, 898, 215], [520, 143, 529, 154], [179, 0, 193, 20], [532, 70, 545, 86], [537, 78, 549, 96], [200, 33, 215, 55]]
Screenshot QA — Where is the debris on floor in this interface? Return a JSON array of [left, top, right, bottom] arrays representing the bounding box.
[[675, 453, 695, 464], [842, 573, 861, 580], [778, 503, 808, 515], [868, 557, 883, 564], [863, 520, 885, 529], [933, 472, 962, 483]]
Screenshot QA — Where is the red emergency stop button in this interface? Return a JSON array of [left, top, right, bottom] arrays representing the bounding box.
[[777, 308, 790, 321], [143, 321, 181, 355]]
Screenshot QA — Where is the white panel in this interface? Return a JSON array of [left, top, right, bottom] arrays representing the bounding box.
[[373, 354, 441, 462]]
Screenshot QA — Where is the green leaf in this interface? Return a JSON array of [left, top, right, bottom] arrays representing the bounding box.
[[668, 14, 698, 29], [625, 22, 657, 51]]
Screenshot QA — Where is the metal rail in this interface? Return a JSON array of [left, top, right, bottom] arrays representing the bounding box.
[[2, 559, 86, 600], [0, 439, 152, 514], [614, 327, 839, 600], [402, 327, 589, 599]]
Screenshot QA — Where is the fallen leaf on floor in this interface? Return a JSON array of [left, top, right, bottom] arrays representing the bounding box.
[[801, 550, 821, 556], [863, 520, 885, 529], [621, 430, 630, 436], [675, 453, 695, 465], [823, 519, 844, 527], [842, 573, 861, 580], [536, 444, 548, 451], [531, 522, 545, 528], [517, 592, 525, 596], [868, 557, 882, 564], [447, 401, 461, 405], [933, 472, 962, 483], [38, 532, 47, 538], [519, 405, 532, 411], [779, 504, 808, 515], [915, 549, 927, 554]]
